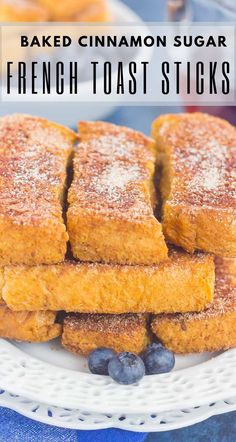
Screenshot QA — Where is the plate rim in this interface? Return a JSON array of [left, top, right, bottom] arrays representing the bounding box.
[[0, 339, 235, 415], [0, 389, 235, 432]]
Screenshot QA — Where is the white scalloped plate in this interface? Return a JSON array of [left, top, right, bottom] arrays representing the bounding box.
[[0, 389, 235, 432], [0, 339, 235, 416]]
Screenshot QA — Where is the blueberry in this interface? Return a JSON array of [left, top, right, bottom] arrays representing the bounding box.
[[143, 342, 164, 353], [108, 352, 145, 385], [88, 348, 116, 375], [142, 343, 175, 375]]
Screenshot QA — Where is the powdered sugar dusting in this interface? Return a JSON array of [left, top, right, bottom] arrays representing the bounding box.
[[188, 141, 227, 193], [0, 114, 74, 224], [158, 113, 236, 208], [88, 134, 137, 158], [202, 169, 220, 191], [71, 126, 156, 220], [91, 162, 143, 203]]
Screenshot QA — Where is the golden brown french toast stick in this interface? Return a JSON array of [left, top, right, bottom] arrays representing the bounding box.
[[0, 114, 76, 265], [3, 249, 214, 313], [152, 258, 236, 353], [67, 121, 167, 265], [0, 302, 61, 342], [62, 313, 149, 355], [0, 0, 49, 21], [152, 113, 236, 257]]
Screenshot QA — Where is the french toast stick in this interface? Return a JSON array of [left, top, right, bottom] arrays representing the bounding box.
[[62, 313, 149, 355], [152, 258, 236, 353], [0, 114, 76, 265], [3, 249, 214, 313], [37, 0, 96, 20], [67, 121, 168, 265], [152, 113, 236, 257], [0, 0, 49, 21], [0, 301, 61, 342]]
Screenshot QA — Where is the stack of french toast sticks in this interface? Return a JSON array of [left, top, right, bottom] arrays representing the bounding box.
[[0, 113, 235, 355]]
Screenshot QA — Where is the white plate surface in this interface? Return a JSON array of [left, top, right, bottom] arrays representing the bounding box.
[[0, 339, 235, 416]]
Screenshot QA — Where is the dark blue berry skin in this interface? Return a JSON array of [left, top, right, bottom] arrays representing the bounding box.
[[108, 352, 145, 385], [144, 342, 164, 352], [142, 343, 175, 375], [88, 348, 116, 375]]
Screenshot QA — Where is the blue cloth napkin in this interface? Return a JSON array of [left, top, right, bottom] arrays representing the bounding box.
[[0, 406, 147, 442]]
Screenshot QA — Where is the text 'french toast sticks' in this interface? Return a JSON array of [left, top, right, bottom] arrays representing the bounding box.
[[3, 249, 214, 313], [62, 313, 149, 356], [152, 258, 236, 353], [67, 121, 168, 265], [0, 114, 76, 265], [152, 113, 236, 257], [0, 301, 61, 342]]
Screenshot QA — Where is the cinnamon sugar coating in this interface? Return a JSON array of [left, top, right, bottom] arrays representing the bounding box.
[[62, 313, 149, 355], [0, 114, 76, 264], [152, 258, 236, 353], [67, 121, 167, 264], [152, 113, 236, 257]]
